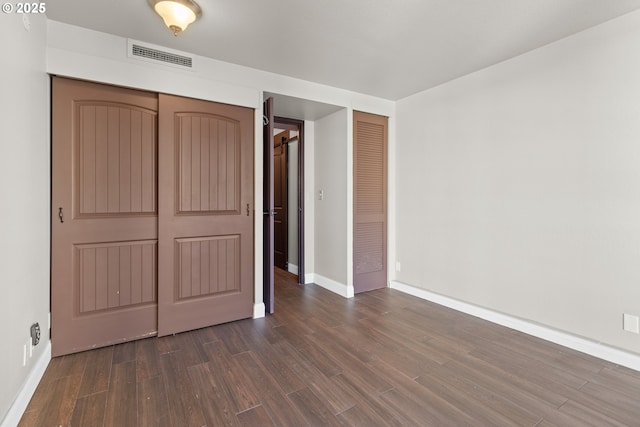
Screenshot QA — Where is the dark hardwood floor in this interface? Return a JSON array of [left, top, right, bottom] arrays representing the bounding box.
[[20, 268, 640, 426]]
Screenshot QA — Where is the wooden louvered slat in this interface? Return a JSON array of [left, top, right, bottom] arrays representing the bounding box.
[[354, 222, 384, 275], [353, 111, 388, 293], [356, 121, 385, 216]]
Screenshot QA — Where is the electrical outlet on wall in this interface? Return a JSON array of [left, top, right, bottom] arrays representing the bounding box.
[[623, 314, 640, 334], [396, 261, 401, 272], [31, 323, 41, 346]]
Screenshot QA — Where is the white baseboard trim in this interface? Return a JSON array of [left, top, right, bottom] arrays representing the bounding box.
[[1, 341, 51, 427], [288, 264, 299, 275], [304, 273, 315, 285], [253, 302, 265, 319], [314, 274, 354, 298], [390, 281, 640, 372]]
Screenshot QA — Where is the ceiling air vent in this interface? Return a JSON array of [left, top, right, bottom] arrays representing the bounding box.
[[128, 40, 194, 70]]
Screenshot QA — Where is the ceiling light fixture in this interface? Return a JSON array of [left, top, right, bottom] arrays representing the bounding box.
[[148, 0, 202, 36]]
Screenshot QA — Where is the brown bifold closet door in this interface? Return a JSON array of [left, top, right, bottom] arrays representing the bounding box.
[[157, 94, 254, 336], [353, 111, 388, 293], [51, 77, 159, 356]]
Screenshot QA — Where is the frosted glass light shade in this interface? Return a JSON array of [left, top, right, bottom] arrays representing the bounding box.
[[149, 0, 202, 36]]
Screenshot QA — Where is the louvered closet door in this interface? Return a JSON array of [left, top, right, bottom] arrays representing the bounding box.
[[353, 111, 388, 293], [158, 94, 254, 336], [51, 77, 159, 356]]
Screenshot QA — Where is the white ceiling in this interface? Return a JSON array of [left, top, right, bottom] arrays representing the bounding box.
[[47, 0, 640, 100]]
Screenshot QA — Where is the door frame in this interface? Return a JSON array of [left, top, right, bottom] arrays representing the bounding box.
[[263, 98, 275, 313], [273, 116, 305, 284]]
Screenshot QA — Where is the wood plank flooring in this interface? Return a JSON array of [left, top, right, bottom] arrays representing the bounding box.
[[20, 268, 640, 426]]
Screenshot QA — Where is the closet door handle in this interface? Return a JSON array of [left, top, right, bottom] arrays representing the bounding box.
[[58, 207, 64, 223]]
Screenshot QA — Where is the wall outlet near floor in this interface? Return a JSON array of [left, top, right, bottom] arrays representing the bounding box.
[[623, 313, 640, 334], [396, 261, 401, 272], [31, 322, 41, 346]]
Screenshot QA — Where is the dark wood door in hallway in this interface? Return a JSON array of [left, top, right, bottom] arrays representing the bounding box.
[[21, 268, 640, 426], [273, 130, 289, 271]]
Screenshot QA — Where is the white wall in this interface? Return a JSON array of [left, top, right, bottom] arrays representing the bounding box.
[[395, 10, 640, 355], [0, 13, 50, 424], [314, 110, 349, 288]]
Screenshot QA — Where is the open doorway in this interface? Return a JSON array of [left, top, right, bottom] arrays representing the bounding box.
[[263, 93, 343, 314], [273, 117, 304, 280], [263, 97, 305, 314]]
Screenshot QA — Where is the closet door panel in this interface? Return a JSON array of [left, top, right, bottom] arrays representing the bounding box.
[[158, 94, 254, 336], [51, 77, 158, 356]]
